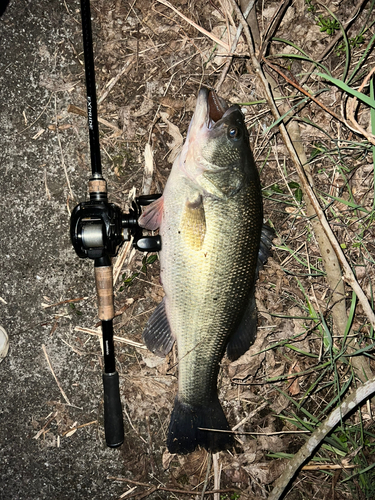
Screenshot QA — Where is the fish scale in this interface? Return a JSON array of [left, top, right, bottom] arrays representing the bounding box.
[[139, 87, 267, 454], [163, 189, 261, 404]]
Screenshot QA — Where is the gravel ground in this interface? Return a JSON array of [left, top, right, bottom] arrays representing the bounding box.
[[0, 2, 128, 498]]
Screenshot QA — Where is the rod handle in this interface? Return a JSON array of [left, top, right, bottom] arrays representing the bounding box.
[[94, 266, 115, 321], [103, 371, 124, 447]]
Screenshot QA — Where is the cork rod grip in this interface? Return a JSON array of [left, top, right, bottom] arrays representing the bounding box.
[[94, 266, 115, 321], [89, 179, 107, 194]]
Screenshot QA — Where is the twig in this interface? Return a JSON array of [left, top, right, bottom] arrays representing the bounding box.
[[346, 67, 375, 146], [268, 374, 375, 500], [259, 0, 291, 57], [262, 57, 345, 124], [67, 104, 122, 134], [216, 0, 256, 91], [198, 427, 310, 435], [212, 452, 221, 500], [135, 486, 157, 499], [155, 0, 230, 52], [201, 452, 212, 500], [232, 401, 268, 430], [118, 486, 138, 499], [62, 420, 97, 436], [15, 93, 53, 136], [33, 411, 58, 439], [42, 297, 87, 309], [108, 476, 242, 497], [74, 326, 147, 349], [123, 405, 148, 444], [42, 344, 71, 405], [113, 237, 134, 285], [230, 0, 375, 330], [98, 56, 135, 104], [301, 463, 358, 471]]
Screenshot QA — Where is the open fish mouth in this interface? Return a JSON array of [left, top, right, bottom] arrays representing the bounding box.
[[187, 87, 241, 141], [196, 88, 241, 132], [207, 89, 228, 124]]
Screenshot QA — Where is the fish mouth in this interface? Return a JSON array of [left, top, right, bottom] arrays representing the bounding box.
[[185, 88, 241, 152], [194, 88, 239, 131], [207, 89, 228, 124]]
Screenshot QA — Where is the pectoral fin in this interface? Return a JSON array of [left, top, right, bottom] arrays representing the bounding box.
[[179, 195, 206, 250], [138, 196, 164, 231], [142, 298, 175, 357]]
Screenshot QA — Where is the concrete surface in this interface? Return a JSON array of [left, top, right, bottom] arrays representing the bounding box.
[[0, 1, 130, 498]]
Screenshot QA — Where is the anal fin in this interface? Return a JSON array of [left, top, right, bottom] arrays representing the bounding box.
[[142, 298, 174, 357]]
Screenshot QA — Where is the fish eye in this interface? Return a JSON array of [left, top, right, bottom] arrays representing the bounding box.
[[228, 126, 241, 140]]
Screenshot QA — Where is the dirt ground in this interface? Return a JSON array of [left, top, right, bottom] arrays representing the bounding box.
[[1, 0, 375, 499]]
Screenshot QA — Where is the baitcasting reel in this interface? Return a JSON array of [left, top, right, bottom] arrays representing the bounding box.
[[71, 182, 161, 261]]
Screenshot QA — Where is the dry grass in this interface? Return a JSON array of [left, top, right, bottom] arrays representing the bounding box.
[[63, 0, 375, 498]]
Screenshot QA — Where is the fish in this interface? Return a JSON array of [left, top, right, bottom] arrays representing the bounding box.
[[139, 87, 272, 454]]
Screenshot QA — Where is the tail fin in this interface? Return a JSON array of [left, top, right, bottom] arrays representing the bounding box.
[[167, 396, 234, 454]]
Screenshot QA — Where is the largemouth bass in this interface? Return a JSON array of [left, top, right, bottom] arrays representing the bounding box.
[[139, 88, 271, 454]]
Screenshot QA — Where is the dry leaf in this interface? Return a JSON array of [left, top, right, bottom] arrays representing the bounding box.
[[160, 111, 183, 162], [229, 332, 267, 382], [287, 361, 301, 396], [244, 460, 287, 485], [133, 96, 154, 117], [162, 450, 175, 470], [65, 428, 77, 438]]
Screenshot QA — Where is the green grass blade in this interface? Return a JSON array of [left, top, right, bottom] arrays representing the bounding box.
[[343, 291, 357, 345], [276, 244, 325, 275], [371, 76, 375, 212], [272, 37, 311, 58], [342, 343, 375, 357], [321, 193, 370, 213], [341, 461, 375, 483], [320, 313, 334, 357], [284, 344, 319, 357], [318, 374, 353, 418], [274, 386, 319, 424], [270, 52, 332, 76], [263, 95, 310, 134], [320, 5, 350, 81], [348, 31, 375, 85], [317, 73, 375, 109]]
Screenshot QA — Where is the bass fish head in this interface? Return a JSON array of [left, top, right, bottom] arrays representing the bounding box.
[[182, 87, 256, 198]]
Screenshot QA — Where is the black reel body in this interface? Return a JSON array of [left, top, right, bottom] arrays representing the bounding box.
[[70, 193, 161, 261]]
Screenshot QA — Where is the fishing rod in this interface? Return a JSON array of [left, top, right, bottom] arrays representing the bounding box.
[[70, 0, 161, 447]]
